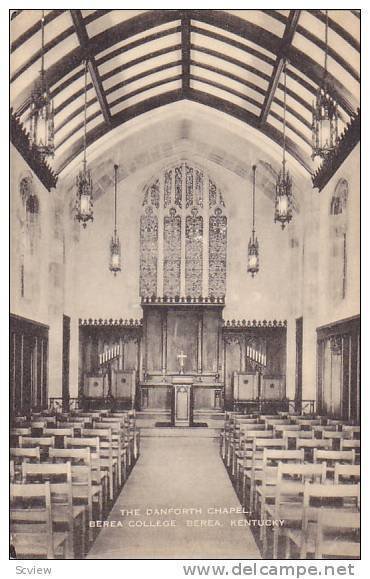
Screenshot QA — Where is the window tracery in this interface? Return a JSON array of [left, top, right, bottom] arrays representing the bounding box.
[[140, 162, 227, 298]]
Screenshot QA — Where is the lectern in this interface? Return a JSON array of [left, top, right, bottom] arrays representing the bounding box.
[[172, 376, 193, 426]]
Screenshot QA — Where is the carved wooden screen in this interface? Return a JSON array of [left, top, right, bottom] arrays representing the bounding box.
[[140, 162, 227, 299]]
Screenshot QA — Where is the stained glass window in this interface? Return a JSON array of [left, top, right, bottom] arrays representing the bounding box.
[[140, 206, 158, 297], [185, 208, 203, 296], [209, 208, 227, 297], [164, 208, 181, 297], [139, 162, 227, 299]]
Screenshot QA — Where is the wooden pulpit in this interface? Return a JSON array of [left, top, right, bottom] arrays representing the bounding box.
[[172, 376, 193, 426]]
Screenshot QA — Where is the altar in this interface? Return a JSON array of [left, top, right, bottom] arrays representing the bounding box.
[[139, 379, 222, 412], [139, 297, 224, 412], [78, 298, 286, 413]]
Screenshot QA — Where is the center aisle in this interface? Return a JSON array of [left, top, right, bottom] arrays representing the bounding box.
[[87, 436, 261, 559]]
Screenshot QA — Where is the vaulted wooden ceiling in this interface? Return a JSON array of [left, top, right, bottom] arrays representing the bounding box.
[[10, 9, 360, 176]]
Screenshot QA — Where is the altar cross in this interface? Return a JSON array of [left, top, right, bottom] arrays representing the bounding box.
[[177, 350, 187, 374]]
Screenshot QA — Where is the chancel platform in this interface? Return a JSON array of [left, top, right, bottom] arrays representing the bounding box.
[[140, 298, 224, 413], [78, 300, 287, 414]]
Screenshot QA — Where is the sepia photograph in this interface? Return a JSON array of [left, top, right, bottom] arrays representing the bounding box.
[[9, 7, 360, 563]]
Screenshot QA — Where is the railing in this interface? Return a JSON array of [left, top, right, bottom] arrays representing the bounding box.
[[232, 399, 316, 415], [49, 397, 80, 413]]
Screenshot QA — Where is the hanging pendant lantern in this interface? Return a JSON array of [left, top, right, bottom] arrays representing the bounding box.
[[75, 60, 93, 228], [275, 59, 293, 229], [311, 11, 339, 160], [109, 164, 121, 276], [247, 165, 259, 278], [29, 10, 55, 160]]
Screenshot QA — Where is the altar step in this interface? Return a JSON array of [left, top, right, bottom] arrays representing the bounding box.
[[140, 427, 220, 438], [136, 410, 225, 430]]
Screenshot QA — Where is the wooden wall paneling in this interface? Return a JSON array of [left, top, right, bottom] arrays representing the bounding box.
[[197, 311, 203, 374], [10, 315, 49, 415], [218, 318, 223, 382], [316, 339, 324, 415], [202, 309, 219, 373], [341, 334, 350, 420], [166, 309, 198, 372], [349, 329, 360, 422], [331, 345, 342, 416], [36, 336, 43, 408], [355, 332, 360, 422], [266, 329, 286, 376], [316, 316, 360, 420], [295, 317, 303, 411], [23, 335, 32, 412], [78, 326, 84, 398], [224, 336, 242, 407], [146, 309, 163, 372], [41, 338, 47, 409], [85, 334, 93, 373], [123, 338, 139, 370], [193, 387, 214, 409], [62, 315, 71, 410], [162, 308, 167, 374], [20, 334, 24, 412], [10, 331, 16, 413]]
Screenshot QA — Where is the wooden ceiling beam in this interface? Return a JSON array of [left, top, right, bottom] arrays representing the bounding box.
[[49, 26, 182, 108], [100, 45, 181, 84], [13, 9, 357, 119], [109, 74, 182, 111], [53, 55, 311, 140], [11, 9, 65, 53], [295, 22, 359, 82], [55, 61, 182, 129], [56, 88, 313, 176], [191, 23, 275, 68], [55, 109, 102, 152], [97, 24, 182, 67], [310, 10, 360, 52], [105, 61, 182, 97], [191, 75, 310, 147], [259, 9, 300, 126], [181, 10, 191, 96], [191, 74, 262, 111], [56, 89, 184, 173], [11, 24, 76, 83], [71, 9, 112, 127], [191, 60, 265, 97], [189, 9, 356, 116]]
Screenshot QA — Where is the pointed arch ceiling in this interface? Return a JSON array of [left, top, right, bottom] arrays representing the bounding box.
[[10, 9, 360, 176]]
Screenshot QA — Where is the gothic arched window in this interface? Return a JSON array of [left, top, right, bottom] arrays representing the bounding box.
[[329, 178, 348, 301], [140, 162, 227, 298]]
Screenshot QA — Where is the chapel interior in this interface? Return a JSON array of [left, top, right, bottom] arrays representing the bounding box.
[[10, 9, 360, 560]]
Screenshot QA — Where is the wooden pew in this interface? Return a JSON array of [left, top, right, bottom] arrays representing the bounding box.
[[49, 447, 103, 542], [285, 482, 360, 559], [262, 462, 327, 558], [66, 437, 109, 511], [22, 462, 86, 558], [10, 481, 68, 559], [334, 463, 360, 484], [315, 509, 360, 558], [244, 438, 287, 511], [82, 428, 117, 499]]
